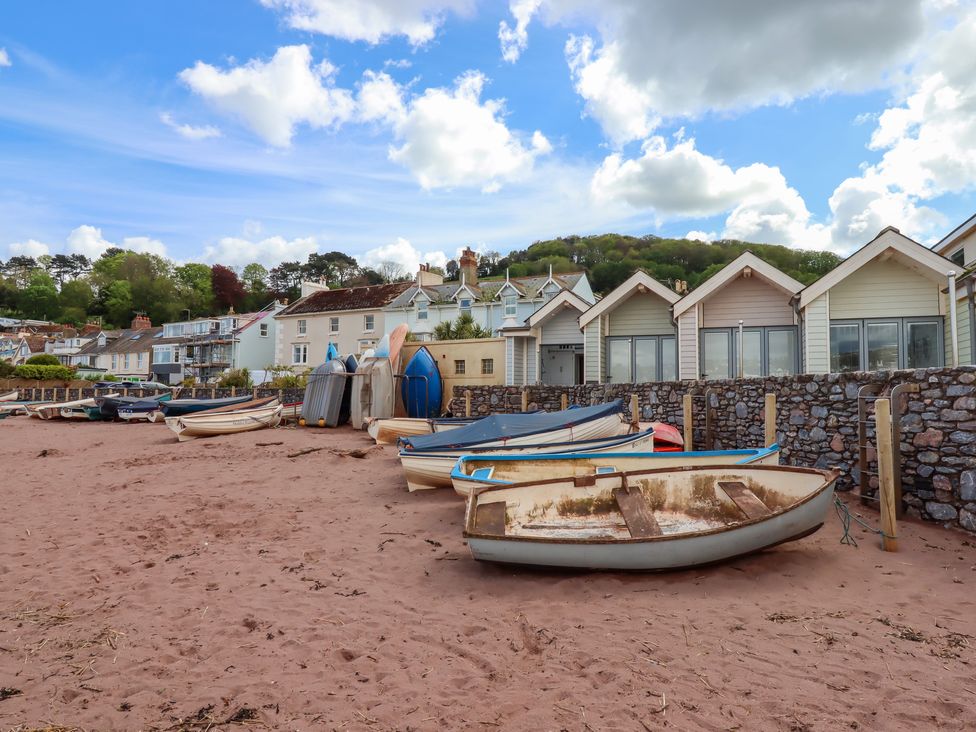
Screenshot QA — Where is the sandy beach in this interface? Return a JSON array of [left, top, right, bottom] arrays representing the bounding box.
[[1, 418, 975, 731]]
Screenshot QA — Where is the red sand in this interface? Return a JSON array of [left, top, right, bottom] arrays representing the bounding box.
[[1, 418, 975, 731]]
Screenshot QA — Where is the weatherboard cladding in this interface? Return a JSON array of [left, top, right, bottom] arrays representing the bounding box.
[[277, 282, 412, 317]]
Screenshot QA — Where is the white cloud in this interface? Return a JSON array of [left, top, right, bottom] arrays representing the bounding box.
[[383, 58, 412, 70], [550, 0, 927, 144], [65, 225, 168, 259], [388, 71, 552, 191], [203, 234, 319, 268], [684, 231, 716, 243], [260, 0, 472, 46], [0, 48, 10, 68], [357, 70, 406, 126], [160, 112, 222, 140], [8, 239, 50, 258], [361, 237, 447, 275], [499, 0, 542, 63], [179, 45, 355, 147]]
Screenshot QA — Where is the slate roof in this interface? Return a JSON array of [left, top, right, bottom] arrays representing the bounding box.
[[387, 272, 585, 308], [277, 282, 413, 316]]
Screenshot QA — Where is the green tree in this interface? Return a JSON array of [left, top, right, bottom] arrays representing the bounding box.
[[103, 280, 133, 326], [60, 279, 94, 312], [17, 271, 61, 320], [433, 313, 493, 340], [174, 263, 214, 317]]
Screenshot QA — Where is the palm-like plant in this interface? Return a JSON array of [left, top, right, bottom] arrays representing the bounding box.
[[433, 313, 492, 340]]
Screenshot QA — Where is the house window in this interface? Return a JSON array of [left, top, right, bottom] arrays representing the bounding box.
[[330, 317, 339, 333], [606, 336, 678, 383], [137, 352, 144, 367], [504, 294, 518, 318], [364, 314, 375, 332], [481, 358, 494, 375], [292, 344, 308, 365], [298, 319, 307, 335], [829, 318, 943, 372], [417, 299, 428, 321], [124, 354, 130, 369], [111, 354, 117, 370], [700, 327, 798, 379], [455, 359, 466, 375], [259, 323, 269, 337], [951, 249, 965, 267], [459, 298, 472, 316]]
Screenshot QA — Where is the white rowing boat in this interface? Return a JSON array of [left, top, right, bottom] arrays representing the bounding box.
[[0, 390, 18, 402], [29, 393, 119, 420], [399, 428, 656, 492], [463, 464, 839, 571], [169, 402, 283, 442], [450, 444, 782, 497], [366, 416, 474, 444]]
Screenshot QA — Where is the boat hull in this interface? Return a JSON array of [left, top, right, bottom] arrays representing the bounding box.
[[160, 395, 253, 417], [171, 404, 283, 442], [401, 346, 442, 418], [0, 390, 18, 402], [401, 429, 656, 492]]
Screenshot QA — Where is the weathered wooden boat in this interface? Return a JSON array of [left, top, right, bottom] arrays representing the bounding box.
[[61, 405, 92, 419], [0, 390, 18, 402], [169, 402, 283, 442], [399, 400, 625, 453], [351, 325, 409, 429], [400, 427, 657, 492], [367, 416, 475, 444], [281, 401, 303, 422], [450, 444, 782, 496], [401, 346, 442, 418], [463, 464, 839, 570], [30, 393, 119, 420], [117, 392, 173, 421], [162, 396, 278, 426], [160, 394, 254, 417]]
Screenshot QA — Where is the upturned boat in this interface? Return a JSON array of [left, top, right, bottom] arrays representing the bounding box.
[[366, 416, 478, 444], [399, 427, 656, 492], [117, 392, 173, 420], [29, 393, 119, 420], [450, 444, 782, 496], [463, 464, 839, 570], [0, 390, 17, 402], [160, 394, 254, 417], [169, 401, 283, 442]]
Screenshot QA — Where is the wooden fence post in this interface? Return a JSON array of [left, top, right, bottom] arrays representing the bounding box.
[[764, 393, 777, 447], [278, 389, 284, 405], [630, 393, 639, 431], [191, 386, 197, 398], [682, 393, 693, 450], [876, 398, 898, 552], [560, 393, 568, 411], [231, 386, 236, 397], [521, 389, 528, 413], [252, 387, 258, 399], [210, 387, 216, 399], [464, 390, 472, 417]]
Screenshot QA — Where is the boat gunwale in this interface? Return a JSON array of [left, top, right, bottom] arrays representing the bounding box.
[[462, 463, 839, 546], [400, 425, 655, 458]]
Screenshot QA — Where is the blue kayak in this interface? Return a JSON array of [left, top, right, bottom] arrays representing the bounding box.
[[401, 346, 442, 418]]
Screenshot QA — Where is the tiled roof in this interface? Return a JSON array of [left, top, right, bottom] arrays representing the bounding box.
[[387, 272, 584, 308], [277, 282, 413, 316]]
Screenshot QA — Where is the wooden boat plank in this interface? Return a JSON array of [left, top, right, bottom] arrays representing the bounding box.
[[718, 481, 772, 519], [476, 502, 507, 536], [613, 486, 662, 538]]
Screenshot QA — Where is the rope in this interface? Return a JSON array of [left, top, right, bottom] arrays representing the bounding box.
[[833, 496, 896, 547]]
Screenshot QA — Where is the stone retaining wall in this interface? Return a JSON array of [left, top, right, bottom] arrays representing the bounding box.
[[450, 367, 976, 534]]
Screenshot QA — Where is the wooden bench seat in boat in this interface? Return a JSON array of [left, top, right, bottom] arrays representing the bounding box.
[[475, 501, 507, 536], [717, 481, 772, 519], [612, 486, 662, 538]]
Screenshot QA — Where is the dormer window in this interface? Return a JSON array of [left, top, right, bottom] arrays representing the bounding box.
[[417, 299, 429, 321], [459, 298, 472, 315], [504, 294, 518, 318]]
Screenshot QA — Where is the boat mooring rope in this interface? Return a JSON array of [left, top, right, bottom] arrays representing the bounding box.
[[833, 496, 893, 547]]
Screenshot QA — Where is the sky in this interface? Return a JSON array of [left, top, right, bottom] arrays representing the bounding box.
[[1, 0, 975, 276]]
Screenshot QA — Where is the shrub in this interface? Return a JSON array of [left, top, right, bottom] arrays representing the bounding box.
[[0, 360, 14, 379], [181, 376, 197, 387], [84, 373, 117, 382], [12, 364, 75, 380], [26, 354, 61, 366], [218, 368, 253, 389], [266, 365, 306, 389]]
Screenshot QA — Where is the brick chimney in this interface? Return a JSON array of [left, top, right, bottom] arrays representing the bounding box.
[[130, 314, 152, 330], [417, 262, 444, 287], [459, 247, 478, 285]]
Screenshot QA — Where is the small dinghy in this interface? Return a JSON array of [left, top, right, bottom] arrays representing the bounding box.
[[30, 393, 118, 420], [451, 444, 782, 496], [463, 464, 839, 571], [160, 394, 253, 418], [302, 358, 347, 427], [401, 346, 442, 418], [117, 392, 172, 421], [367, 416, 477, 444], [169, 401, 282, 442], [400, 427, 656, 492], [0, 390, 18, 402]]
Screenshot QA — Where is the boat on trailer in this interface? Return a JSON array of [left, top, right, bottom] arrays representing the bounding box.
[[450, 444, 782, 496], [399, 427, 656, 492], [463, 464, 838, 571]]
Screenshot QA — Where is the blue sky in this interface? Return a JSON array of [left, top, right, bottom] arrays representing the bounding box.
[[1, 1, 975, 274]]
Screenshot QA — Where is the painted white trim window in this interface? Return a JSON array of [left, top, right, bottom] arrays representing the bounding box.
[[459, 298, 472, 316], [417, 299, 428, 321], [606, 336, 678, 383], [829, 317, 942, 372], [259, 323, 269, 337], [124, 354, 130, 369], [330, 317, 339, 333], [111, 354, 118, 370], [455, 359, 466, 375], [297, 319, 307, 335], [700, 327, 797, 379], [504, 294, 518, 318], [364, 314, 375, 332], [137, 352, 144, 367], [481, 358, 494, 375], [292, 343, 308, 365]]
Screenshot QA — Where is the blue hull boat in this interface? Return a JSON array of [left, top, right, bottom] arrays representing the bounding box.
[[401, 346, 442, 418]]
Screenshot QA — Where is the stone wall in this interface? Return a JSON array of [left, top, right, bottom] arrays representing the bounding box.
[[450, 367, 976, 534]]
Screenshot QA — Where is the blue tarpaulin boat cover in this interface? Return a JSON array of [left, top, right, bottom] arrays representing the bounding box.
[[400, 399, 623, 451]]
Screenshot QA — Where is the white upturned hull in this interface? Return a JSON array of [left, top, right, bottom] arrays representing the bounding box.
[[60, 406, 92, 419], [171, 404, 283, 442], [30, 394, 117, 420], [0, 390, 17, 402], [451, 446, 781, 497], [464, 465, 837, 571], [400, 429, 656, 492]]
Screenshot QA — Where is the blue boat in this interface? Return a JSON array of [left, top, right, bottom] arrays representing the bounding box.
[[117, 392, 172, 420], [401, 346, 442, 418], [327, 342, 340, 361], [160, 394, 253, 417]]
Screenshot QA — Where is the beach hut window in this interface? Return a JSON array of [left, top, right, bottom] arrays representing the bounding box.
[[292, 344, 308, 365], [481, 358, 494, 375], [504, 295, 518, 317], [455, 359, 466, 375], [259, 323, 269, 337], [364, 314, 375, 332], [417, 299, 429, 321], [298, 319, 307, 335]]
